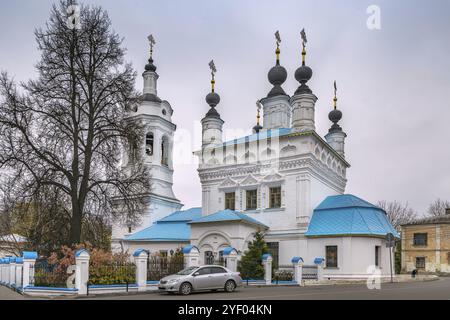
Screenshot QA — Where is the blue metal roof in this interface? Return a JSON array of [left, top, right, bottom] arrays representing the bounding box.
[[221, 128, 293, 147], [158, 207, 202, 222], [189, 210, 268, 228], [125, 208, 203, 241], [305, 194, 399, 238], [125, 222, 192, 242]]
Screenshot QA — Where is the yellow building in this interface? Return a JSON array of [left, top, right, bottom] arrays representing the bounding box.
[[401, 210, 450, 274]]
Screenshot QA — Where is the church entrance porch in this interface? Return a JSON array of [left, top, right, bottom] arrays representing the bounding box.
[[204, 250, 226, 266]]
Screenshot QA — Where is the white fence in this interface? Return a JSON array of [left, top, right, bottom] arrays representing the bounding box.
[[1, 248, 325, 296]]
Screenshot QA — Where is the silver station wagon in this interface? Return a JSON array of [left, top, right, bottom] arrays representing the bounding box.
[[158, 265, 242, 295]]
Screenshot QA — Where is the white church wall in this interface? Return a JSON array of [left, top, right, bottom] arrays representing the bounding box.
[[305, 237, 394, 278], [309, 176, 341, 215]]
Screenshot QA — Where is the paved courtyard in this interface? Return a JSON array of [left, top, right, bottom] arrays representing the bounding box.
[[2, 277, 450, 300]]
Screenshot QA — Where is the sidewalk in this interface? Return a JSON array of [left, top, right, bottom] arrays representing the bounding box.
[[0, 285, 27, 300], [303, 274, 439, 286]]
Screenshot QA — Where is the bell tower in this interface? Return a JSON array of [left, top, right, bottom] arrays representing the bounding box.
[[114, 35, 182, 245]]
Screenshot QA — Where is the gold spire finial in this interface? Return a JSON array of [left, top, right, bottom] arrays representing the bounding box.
[[147, 34, 156, 60], [300, 28, 307, 66], [208, 60, 217, 92], [333, 81, 338, 110], [275, 31, 281, 63]]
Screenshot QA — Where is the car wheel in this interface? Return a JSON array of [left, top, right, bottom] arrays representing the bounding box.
[[179, 282, 192, 295], [224, 280, 236, 293]]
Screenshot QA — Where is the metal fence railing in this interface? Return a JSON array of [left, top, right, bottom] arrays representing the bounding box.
[[33, 260, 68, 288], [274, 264, 295, 283], [89, 262, 136, 286], [147, 255, 185, 281], [302, 265, 318, 280]]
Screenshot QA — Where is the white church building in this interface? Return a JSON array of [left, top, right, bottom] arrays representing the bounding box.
[[112, 35, 399, 278]]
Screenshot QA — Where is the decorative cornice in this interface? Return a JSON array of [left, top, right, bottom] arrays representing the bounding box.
[[198, 154, 346, 193]]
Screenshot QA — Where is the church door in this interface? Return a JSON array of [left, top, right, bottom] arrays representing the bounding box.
[[205, 251, 215, 265]]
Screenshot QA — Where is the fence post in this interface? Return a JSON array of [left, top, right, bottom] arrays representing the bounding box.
[[133, 249, 148, 290], [182, 245, 200, 268], [22, 252, 37, 288], [75, 249, 90, 295], [3, 258, 9, 285], [0, 259, 3, 284], [314, 257, 325, 281], [15, 258, 23, 289], [0, 258, 5, 284], [291, 257, 304, 285], [3, 258, 10, 285], [223, 247, 238, 272], [262, 254, 273, 285], [9, 257, 17, 287], [2, 258, 9, 285]]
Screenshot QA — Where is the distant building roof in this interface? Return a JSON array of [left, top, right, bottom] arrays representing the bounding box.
[[305, 194, 399, 238], [402, 214, 450, 226], [0, 234, 27, 243], [189, 210, 268, 228]]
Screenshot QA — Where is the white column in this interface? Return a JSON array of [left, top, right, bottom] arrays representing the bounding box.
[[133, 249, 148, 290], [183, 245, 200, 268], [262, 254, 273, 285], [22, 252, 37, 288], [292, 257, 304, 285], [223, 248, 238, 272], [75, 249, 90, 295]]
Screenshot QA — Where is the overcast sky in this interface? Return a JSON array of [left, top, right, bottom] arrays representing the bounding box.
[[1, 0, 449, 216]]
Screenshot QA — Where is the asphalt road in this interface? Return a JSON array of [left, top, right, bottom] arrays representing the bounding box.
[[2, 278, 450, 300]]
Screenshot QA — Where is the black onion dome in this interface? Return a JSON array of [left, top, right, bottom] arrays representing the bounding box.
[[145, 58, 157, 72], [206, 91, 220, 107], [294, 65, 313, 95], [267, 62, 288, 97], [328, 108, 343, 133], [268, 63, 287, 86], [295, 65, 313, 83], [329, 109, 342, 123]]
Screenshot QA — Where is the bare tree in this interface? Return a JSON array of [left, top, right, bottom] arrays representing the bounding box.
[[377, 200, 418, 230], [0, 0, 149, 245], [427, 199, 450, 217]]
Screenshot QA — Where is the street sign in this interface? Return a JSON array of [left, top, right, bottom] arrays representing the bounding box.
[[386, 232, 396, 248], [385, 232, 396, 283]]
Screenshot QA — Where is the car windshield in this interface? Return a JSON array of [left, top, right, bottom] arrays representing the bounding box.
[[176, 266, 199, 275]]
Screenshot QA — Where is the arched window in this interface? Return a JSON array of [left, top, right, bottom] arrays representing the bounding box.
[[145, 133, 154, 156], [161, 136, 169, 166]]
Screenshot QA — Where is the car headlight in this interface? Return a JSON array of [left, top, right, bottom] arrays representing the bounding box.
[[167, 279, 180, 284]]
